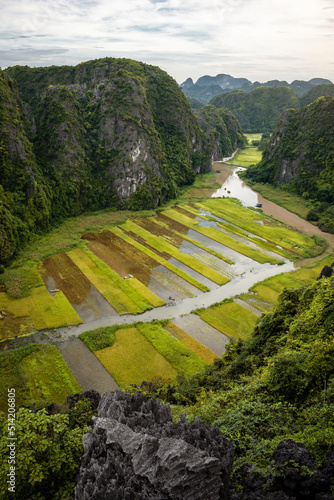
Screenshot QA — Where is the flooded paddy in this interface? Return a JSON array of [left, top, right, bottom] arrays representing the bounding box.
[[3, 160, 332, 389], [148, 265, 200, 302], [58, 338, 119, 393], [172, 314, 230, 357], [41, 252, 118, 322]]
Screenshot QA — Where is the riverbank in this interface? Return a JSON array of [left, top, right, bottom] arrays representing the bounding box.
[[1, 163, 333, 399]]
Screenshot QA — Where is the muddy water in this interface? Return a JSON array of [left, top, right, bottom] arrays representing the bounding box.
[[213, 166, 257, 206], [172, 314, 229, 356], [211, 161, 334, 264], [148, 265, 200, 301]]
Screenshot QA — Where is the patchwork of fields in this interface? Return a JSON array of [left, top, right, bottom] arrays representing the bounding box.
[[0, 193, 329, 406], [0, 198, 323, 343], [79, 322, 215, 387]]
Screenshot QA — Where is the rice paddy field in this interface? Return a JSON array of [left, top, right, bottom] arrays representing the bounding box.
[[226, 145, 262, 167], [79, 322, 210, 387], [0, 197, 325, 343], [0, 344, 81, 412], [238, 254, 334, 313], [0, 165, 332, 402], [196, 300, 259, 340]]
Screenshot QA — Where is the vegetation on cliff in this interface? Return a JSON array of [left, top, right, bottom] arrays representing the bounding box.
[[210, 86, 301, 133], [2, 273, 332, 498], [166, 274, 334, 493], [0, 58, 245, 265], [245, 96, 334, 232], [194, 105, 246, 160]]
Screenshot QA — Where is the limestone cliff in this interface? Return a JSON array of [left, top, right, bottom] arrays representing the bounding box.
[[75, 391, 234, 500]]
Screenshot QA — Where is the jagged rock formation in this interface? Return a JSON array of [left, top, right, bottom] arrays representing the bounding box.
[[181, 73, 332, 104], [75, 391, 234, 500], [231, 439, 334, 499]]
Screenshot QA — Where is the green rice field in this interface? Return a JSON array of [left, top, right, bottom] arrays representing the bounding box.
[[196, 300, 259, 340], [81, 322, 209, 386], [0, 344, 81, 412], [227, 146, 262, 167], [238, 255, 334, 312], [0, 197, 326, 342]]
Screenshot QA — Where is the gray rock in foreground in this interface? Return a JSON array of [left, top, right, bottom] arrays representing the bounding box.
[[75, 391, 234, 500]]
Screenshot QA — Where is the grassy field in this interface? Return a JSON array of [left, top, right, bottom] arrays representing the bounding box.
[[84, 321, 209, 386], [163, 322, 217, 364], [94, 326, 178, 386], [78, 326, 116, 351], [238, 254, 334, 312], [245, 133, 263, 144], [0, 286, 81, 341], [196, 300, 259, 340], [136, 323, 208, 376], [250, 183, 312, 220], [228, 146, 262, 167], [0, 344, 81, 412]]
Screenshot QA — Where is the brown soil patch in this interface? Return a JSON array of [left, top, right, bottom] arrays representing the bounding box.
[[120, 229, 172, 261], [0, 313, 35, 342], [41, 253, 91, 305], [184, 188, 216, 198], [83, 230, 161, 285], [132, 217, 183, 247], [156, 212, 189, 235], [173, 205, 198, 219]]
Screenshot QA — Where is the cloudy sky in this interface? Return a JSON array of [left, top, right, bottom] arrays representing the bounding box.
[[1, 0, 333, 84]]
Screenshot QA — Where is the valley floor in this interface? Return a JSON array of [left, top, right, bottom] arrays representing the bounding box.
[[0, 164, 333, 407]]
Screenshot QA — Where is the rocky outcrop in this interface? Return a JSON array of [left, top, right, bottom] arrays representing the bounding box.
[[75, 391, 234, 500], [317, 263, 334, 280]]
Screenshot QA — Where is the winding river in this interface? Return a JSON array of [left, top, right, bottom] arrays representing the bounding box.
[[16, 160, 333, 346], [7, 160, 334, 391]]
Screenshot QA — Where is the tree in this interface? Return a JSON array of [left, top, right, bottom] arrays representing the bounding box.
[[0, 408, 84, 499]]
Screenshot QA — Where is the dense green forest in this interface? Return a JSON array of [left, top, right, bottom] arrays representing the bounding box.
[[1, 274, 333, 499], [0, 59, 245, 265], [210, 86, 301, 133], [188, 83, 334, 133], [169, 274, 334, 497], [245, 96, 334, 233]]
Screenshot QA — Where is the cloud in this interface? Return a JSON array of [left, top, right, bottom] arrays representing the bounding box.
[[0, 0, 333, 83]]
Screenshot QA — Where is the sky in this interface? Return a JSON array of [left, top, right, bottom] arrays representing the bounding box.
[[0, 0, 334, 85]]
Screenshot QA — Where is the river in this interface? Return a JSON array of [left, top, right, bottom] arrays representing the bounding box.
[[9, 160, 333, 348]]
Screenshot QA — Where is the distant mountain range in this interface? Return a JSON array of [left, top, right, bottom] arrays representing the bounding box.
[[181, 74, 333, 104]]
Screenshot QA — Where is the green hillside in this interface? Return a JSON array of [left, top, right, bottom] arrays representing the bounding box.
[[0, 59, 245, 265], [210, 86, 300, 132], [245, 96, 334, 232]]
